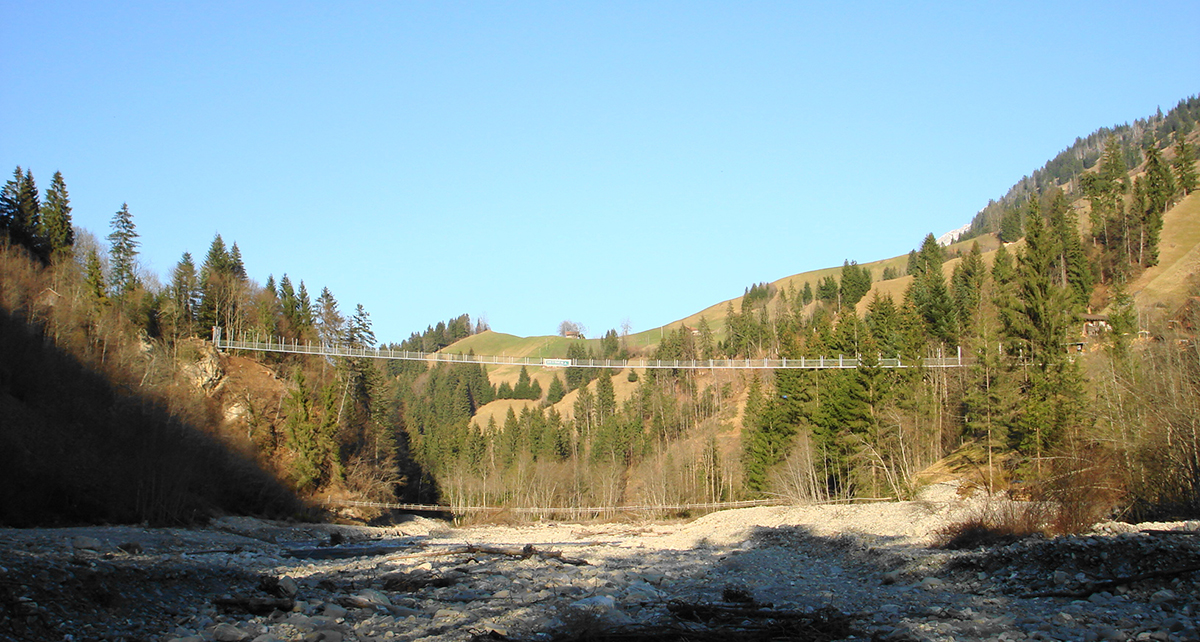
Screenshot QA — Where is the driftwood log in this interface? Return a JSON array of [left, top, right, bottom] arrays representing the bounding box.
[[289, 542, 590, 565]]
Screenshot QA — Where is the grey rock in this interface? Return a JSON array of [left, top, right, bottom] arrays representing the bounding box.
[[212, 623, 253, 642], [276, 576, 300, 598], [1150, 589, 1177, 604], [355, 588, 390, 605], [72, 535, 102, 550], [918, 576, 944, 591]]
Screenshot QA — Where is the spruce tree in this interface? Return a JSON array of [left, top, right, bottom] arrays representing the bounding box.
[[229, 242, 248, 281], [39, 171, 74, 258], [169, 252, 199, 336], [950, 241, 987, 336], [514, 366, 534, 399], [546, 375, 567, 404], [17, 169, 42, 253], [297, 281, 315, 335], [0, 168, 17, 233], [1174, 139, 1198, 195], [84, 247, 107, 305], [839, 259, 872, 307], [907, 234, 954, 344], [1046, 190, 1094, 309], [595, 371, 616, 423], [316, 287, 344, 345], [999, 207, 1023, 243], [198, 234, 233, 332], [1004, 197, 1083, 464], [106, 203, 140, 301], [1, 167, 45, 256]]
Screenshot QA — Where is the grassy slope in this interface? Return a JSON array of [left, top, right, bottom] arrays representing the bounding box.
[[1129, 191, 1200, 312], [447, 190, 1199, 432]]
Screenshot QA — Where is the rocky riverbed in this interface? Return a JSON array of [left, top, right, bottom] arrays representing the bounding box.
[[2, 484, 1199, 642]]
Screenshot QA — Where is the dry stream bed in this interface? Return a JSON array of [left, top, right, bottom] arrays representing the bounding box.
[[2, 484, 1199, 642]]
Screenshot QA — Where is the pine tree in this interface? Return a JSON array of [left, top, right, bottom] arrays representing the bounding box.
[[1135, 145, 1176, 268], [0, 168, 17, 233], [546, 375, 567, 404], [84, 247, 107, 305], [1004, 196, 1084, 463], [228, 242, 248, 281], [816, 275, 839, 304], [1174, 139, 1198, 195], [1046, 190, 1094, 309], [0, 168, 45, 256], [595, 372, 616, 423], [839, 259, 873, 307], [316, 287, 344, 345], [198, 234, 233, 332], [106, 203, 140, 301], [1081, 134, 1127, 250], [39, 171, 74, 258], [346, 304, 376, 348], [514, 366, 534, 399], [950, 241, 987, 336], [999, 207, 1023, 243], [907, 233, 954, 344], [168, 252, 199, 337], [866, 292, 901, 356], [17, 169, 42, 253], [297, 281, 315, 335]]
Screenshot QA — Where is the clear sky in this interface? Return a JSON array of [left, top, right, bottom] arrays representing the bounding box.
[[3, 2, 1198, 343]]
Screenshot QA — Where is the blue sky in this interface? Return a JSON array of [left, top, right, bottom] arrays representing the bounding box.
[[3, 2, 1198, 342]]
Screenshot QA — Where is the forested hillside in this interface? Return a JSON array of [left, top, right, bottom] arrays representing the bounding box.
[[2, 96, 1199, 527]]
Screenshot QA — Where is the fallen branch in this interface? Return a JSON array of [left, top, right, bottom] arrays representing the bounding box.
[[1023, 564, 1200, 598], [461, 543, 590, 566]]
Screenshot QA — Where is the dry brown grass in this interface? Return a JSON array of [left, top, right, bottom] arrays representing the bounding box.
[[934, 499, 1052, 549]]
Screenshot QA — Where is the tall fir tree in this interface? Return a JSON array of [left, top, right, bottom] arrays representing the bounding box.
[[0, 168, 18, 233], [1004, 197, 1084, 464], [168, 252, 200, 337], [1, 167, 46, 256], [1046, 190, 1094, 309], [106, 203, 140, 301], [1173, 139, 1197, 195], [950, 241, 987, 336], [39, 171, 74, 258], [83, 247, 107, 306], [198, 234, 234, 332], [316, 287, 344, 345], [839, 259, 873, 307]]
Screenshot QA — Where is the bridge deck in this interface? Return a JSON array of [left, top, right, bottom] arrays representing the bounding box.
[[213, 330, 965, 370]]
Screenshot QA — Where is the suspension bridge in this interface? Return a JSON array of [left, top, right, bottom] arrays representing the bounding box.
[[212, 327, 967, 370]]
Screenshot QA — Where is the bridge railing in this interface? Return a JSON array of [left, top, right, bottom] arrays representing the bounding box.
[[212, 328, 965, 370]]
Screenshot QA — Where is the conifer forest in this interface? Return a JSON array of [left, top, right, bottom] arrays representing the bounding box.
[[3, 96, 1200, 528]]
